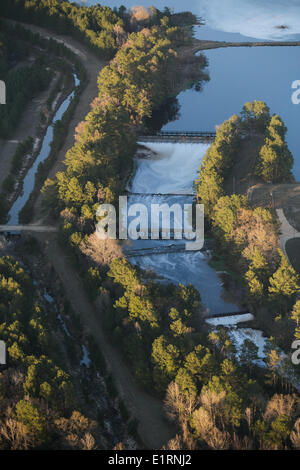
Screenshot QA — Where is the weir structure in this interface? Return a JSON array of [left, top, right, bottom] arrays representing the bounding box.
[[139, 131, 216, 144], [0, 225, 58, 235]]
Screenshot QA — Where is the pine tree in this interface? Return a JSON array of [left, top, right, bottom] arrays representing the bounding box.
[[291, 300, 300, 326], [268, 250, 300, 312], [256, 115, 294, 183]]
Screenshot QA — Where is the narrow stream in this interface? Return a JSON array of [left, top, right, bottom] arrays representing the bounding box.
[[8, 74, 80, 224]]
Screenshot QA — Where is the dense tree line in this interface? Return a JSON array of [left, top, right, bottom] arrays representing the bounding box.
[[0, 20, 88, 223], [0, 0, 126, 59], [241, 100, 294, 182], [0, 25, 53, 138], [256, 114, 294, 182], [196, 102, 300, 348], [43, 19, 196, 224], [0, 256, 101, 449], [104, 251, 300, 450], [0, 58, 52, 138], [195, 114, 241, 216]]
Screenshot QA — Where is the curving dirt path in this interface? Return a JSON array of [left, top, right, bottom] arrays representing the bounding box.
[[9, 21, 106, 219], [14, 24, 174, 449], [37, 232, 174, 449], [276, 208, 300, 260]]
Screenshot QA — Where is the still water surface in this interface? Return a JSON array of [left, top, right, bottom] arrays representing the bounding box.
[[85, 1, 300, 177]]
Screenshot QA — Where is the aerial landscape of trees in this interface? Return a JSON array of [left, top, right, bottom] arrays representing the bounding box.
[[0, 256, 98, 449], [196, 103, 300, 348], [0, 25, 52, 138], [0, 0, 299, 452]]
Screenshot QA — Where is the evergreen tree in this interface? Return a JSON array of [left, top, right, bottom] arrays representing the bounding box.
[[256, 115, 294, 183], [268, 250, 300, 313]]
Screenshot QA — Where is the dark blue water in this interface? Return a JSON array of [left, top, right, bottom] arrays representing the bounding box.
[[85, 1, 300, 178], [85, 0, 300, 41], [164, 46, 300, 179]]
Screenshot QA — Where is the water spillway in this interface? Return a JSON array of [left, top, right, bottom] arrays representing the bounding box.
[[126, 141, 240, 316], [139, 131, 216, 144]]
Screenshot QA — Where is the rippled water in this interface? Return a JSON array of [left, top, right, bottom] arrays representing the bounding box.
[[127, 142, 240, 315]]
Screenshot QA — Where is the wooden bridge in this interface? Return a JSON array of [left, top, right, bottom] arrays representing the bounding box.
[[139, 131, 216, 143], [127, 191, 195, 197], [0, 225, 58, 235]]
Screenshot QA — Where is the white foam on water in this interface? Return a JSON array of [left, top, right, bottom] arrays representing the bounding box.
[[206, 313, 254, 326], [199, 0, 300, 40], [133, 142, 209, 194], [229, 328, 267, 361], [85, 1, 300, 40], [131, 251, 240, 315]]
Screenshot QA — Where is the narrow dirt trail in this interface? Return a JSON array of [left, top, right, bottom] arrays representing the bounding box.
[[15, 24, 175, 449], [37, 233, 174, 449], [276, 208, 300, 259], [10, 22, 106, 220]]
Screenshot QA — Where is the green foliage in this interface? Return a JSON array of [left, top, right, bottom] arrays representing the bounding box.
[[256, 115, 294, 183], [0, 58, 52, 138], [0, 0, 125, 59], [240, 339, 259, 369], [195, 115, 241, 215], [152, 335, 181, 391], [268, 249, 300, 313], [291, 301, 300, 339], [15, 399, 46, 444], [241, 100, 270, 131]]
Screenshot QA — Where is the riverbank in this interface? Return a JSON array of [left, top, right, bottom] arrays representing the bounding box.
[[190, 38, 300, 53], [1, 72, 74, 222]]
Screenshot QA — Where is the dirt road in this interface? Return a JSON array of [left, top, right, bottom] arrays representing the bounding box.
[[38, 233, 174, 449], [17, 25, 175, 449], [0, 74, 57, 188], [17, 23, 105, 178]]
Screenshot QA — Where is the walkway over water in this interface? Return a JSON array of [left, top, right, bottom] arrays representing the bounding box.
[[139, 131, 216, 143], [0, 225, 58, 234], [126, 244, 204, 257], [127, 191, 195, 197]]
